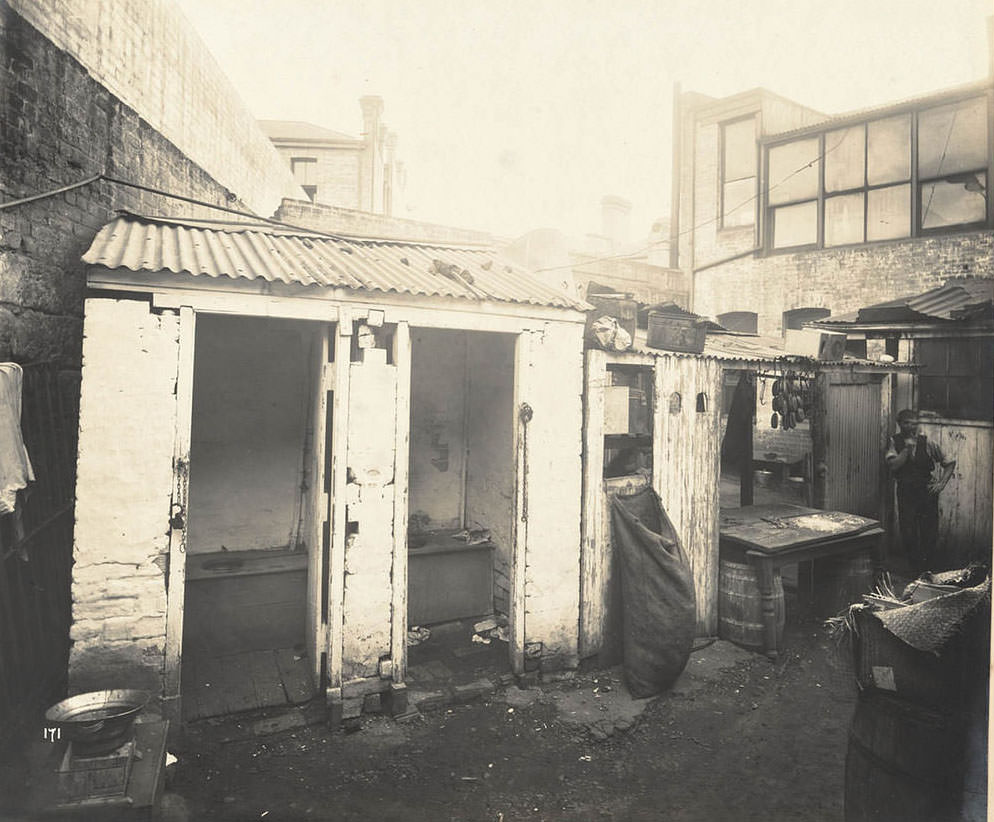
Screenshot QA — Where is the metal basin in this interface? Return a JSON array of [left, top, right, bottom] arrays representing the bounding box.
[[45, 690, 150, 754]]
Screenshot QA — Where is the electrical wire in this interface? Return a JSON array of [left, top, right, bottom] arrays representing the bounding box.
[[534, 129, 852, 275]]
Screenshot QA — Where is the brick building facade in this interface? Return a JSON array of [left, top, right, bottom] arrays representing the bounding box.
[[261, 96, 405, 216], [1, 0, 300, 364], [673, 82, 994, 336]]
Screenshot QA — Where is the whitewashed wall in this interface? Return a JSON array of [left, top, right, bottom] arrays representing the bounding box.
[[520, 322, 585, 669], [70, 298, 180, 692]]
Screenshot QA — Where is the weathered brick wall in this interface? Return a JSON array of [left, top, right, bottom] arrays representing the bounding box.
[[69, 297, 179, 693], [695, 233, 994, 336], [271, 144, 362, 211], [7, 0, 298, 215], [276, 199, 496, 245], [0, 2, 280, 364]]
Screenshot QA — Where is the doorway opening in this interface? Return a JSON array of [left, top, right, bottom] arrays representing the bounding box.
[[182, 315, 320, 720], [405, 329, 516, 688]]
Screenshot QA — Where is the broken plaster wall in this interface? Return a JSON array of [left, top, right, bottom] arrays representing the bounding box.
[[342, 357, 398, 680], [69, 297, 179, 694], [465, 332, 516, 617], [186, 316, 311, 554], [408, 329, 466, 530], [522, 322, 584, 670]]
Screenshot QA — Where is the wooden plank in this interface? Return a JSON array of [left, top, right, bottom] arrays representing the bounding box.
[[328, 309, 352, 689], [307, 327, 331, 687], [509, 330, 533, 675], [165, 307, 195, 699], [391, 321, 412, 683], [275, 648, 314, 704], [246, 650, 288, 709], [187, 655, 228, 718], [579, 349, 607, 658], [215, 653, 260, 714]]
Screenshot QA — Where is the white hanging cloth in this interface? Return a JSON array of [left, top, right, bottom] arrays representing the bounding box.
[[0, 363, 35, 515]]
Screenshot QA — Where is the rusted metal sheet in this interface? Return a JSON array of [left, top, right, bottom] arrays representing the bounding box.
[[82, 214, 589, 311], [822, 376, 882, 517]]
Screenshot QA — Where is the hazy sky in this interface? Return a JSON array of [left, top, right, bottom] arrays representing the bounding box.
[[176, 0, 991, 240]]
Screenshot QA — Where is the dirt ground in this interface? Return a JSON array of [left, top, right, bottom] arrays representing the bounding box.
[[157, 617, 858, 822]]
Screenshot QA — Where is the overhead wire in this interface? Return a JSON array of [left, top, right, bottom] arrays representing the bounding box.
[[534, 128, 853, 274]]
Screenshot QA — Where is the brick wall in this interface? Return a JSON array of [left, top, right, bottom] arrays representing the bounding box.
[[69, 297, 179, 693], [0, 2, 286, 364], [276, 198, 496, 245], [8, 0, 298, 215], [272, 144, 362, 211], [678, 87, 994, 333], [695, 233, 994, 336]]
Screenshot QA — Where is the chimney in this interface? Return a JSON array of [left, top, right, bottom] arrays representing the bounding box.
[[601, 195, 632, 248], [359, 96, 385, 213], [359, 95, 384, 141]]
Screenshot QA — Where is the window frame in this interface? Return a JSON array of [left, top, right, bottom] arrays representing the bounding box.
[[761, 88, 992, 254], [915, 335, 994, 422], [719, 116, 759, 230]]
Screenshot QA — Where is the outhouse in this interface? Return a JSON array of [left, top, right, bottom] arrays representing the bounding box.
[[580, 332, 906, 661], [69, 213, 588, 724]]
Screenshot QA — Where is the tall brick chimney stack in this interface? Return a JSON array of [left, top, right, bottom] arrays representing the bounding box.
[[601, 195, 632, 249], [359, 96, 385, 213]]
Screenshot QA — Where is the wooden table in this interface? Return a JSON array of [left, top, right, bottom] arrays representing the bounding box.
[[719, 504, 884, 660]]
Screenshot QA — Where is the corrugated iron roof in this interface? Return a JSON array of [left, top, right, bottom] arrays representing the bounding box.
[[82, 214, 590, 311], [819, 278, 994, 326], [629, 331, 899, 368]]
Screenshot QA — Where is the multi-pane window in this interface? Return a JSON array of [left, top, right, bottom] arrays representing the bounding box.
[[721, 118, 757, 228], [765, 94, 990, 251], [917, 337, 994, 421], [291, 157, 318, 201]]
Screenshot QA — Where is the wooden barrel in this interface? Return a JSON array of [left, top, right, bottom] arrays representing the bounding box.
[[845, 694, 967, 822], [814, 553, 874, 616], [718, 559, 784, 651]]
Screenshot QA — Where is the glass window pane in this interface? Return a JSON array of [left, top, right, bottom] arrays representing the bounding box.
[[825, 193, 865, 246], [919, 97, 989, 178], [772, 201, 818, 248], [867, 115, 911, 185], [920, 173, 987, 230], [724, 118, 756, 181], [825, 126, 865, 192], [867, 183, 910, 241], [723, 177, 756, 227], [768, 139, 820, 205]]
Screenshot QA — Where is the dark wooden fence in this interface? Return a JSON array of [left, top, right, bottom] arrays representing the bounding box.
[[0, 362, 79, 748]]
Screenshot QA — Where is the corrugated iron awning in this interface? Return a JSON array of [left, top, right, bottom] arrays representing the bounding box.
[[82, 213, 590, 312], [817, 278, 994, 328]]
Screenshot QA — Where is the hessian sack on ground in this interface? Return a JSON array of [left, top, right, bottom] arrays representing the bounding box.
[[611, 486, 697, 698]]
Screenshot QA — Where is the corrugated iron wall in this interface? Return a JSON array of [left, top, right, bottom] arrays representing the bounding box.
[[824, 378, 881, 517]]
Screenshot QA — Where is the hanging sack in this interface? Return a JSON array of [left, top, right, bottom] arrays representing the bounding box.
[[610, 486, 697, 697]]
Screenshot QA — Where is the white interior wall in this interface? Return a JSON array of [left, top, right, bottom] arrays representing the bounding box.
[[409, 329, 466, 530], [465, 333, 516, 609], [187, 315, 312, 554]]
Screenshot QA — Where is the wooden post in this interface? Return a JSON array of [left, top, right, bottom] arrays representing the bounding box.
[[390, 321, 411, 683], [810, 371, 829, 510], [740, 371, 755, 507], [164, 306, 195, 699], [510, 330, 533, 675], [328, 309, 352, 690], [579, 348, 607, 658], [306, 327, 332, 687], [877, 373, 894, 561]]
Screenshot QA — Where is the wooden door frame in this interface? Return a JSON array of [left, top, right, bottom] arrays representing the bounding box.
[[163, 306, 196, 708]]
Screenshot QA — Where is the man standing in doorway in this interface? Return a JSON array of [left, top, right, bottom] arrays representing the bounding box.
[[885, 409, 956, 574]]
